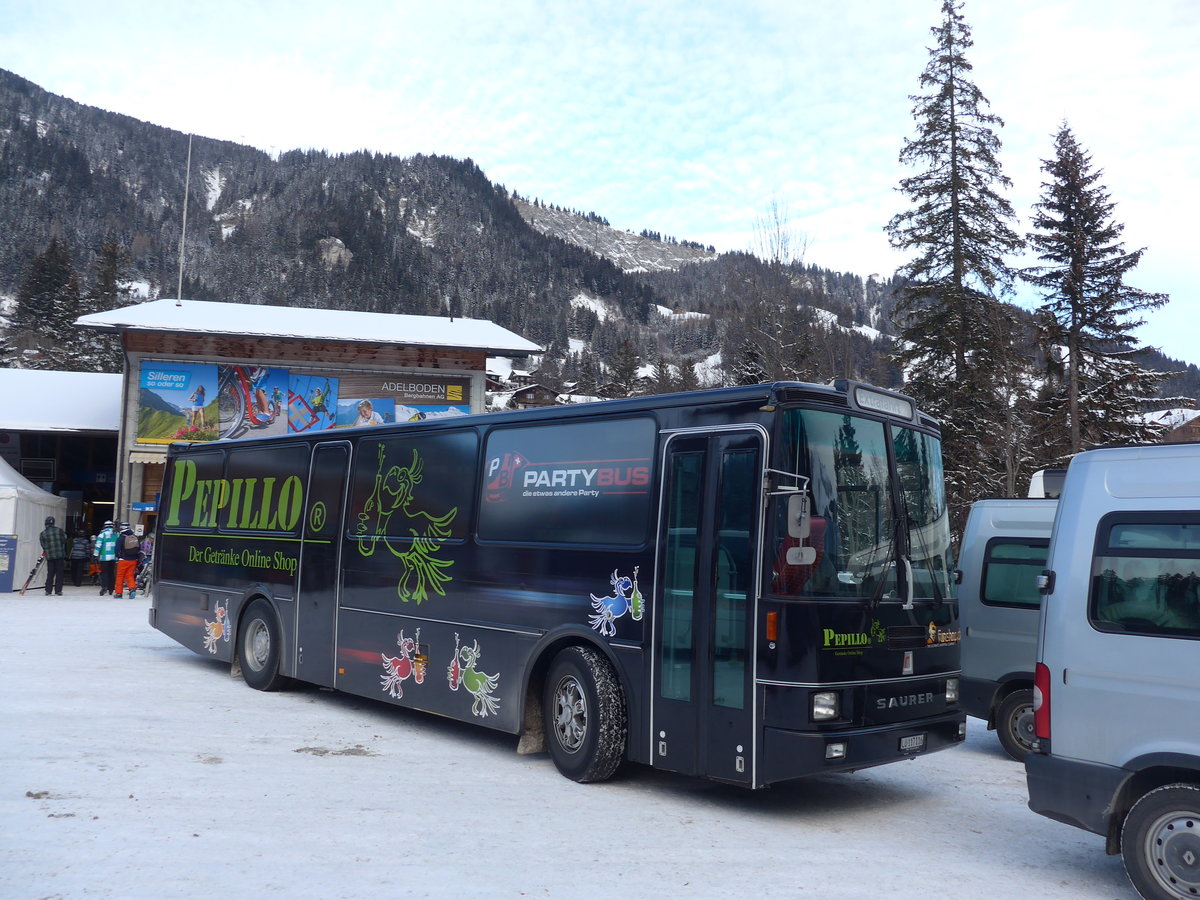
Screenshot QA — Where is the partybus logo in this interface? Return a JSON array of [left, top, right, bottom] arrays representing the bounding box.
[[164, 458, 304, 531], [485, 452, 650, 502]]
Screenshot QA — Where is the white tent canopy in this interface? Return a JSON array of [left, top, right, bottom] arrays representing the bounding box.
[[0, 456, 67, 591]]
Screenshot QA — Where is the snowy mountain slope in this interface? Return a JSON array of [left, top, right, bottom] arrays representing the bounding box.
[[515, 198, 716, 274]]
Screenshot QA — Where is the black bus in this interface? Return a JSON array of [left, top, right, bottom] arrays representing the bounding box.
[[149, 380, 964, 787]]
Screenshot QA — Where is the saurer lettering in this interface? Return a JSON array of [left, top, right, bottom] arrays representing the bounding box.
[[875, 692, 935, 710]]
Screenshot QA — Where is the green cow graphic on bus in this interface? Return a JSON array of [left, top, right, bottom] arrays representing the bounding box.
[[354, 443, 457, 604]]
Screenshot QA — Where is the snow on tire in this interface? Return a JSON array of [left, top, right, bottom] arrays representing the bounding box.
[[543, 645, 627, 783]]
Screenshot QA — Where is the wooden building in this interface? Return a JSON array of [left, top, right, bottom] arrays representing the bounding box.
[[77, 298, 540, 529]]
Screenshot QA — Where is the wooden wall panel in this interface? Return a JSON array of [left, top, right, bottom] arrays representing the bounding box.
[[123, 333, 486, 372], [141, 463, 164, 503]]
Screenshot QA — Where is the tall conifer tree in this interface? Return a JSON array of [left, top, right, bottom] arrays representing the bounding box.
[[6, 237, 83, 369], [885, 0, 1026, 524], [1023, 123, 1169, 456], [80, 238, 133, 372], [609, 338, 641, 397]]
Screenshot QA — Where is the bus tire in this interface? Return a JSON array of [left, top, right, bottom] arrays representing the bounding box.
[[1113, 782, 1200, 900], [1121, 783, 1200, 900], [238, 600, 289, 692], [996, 688, 1035, 761], [543, 646, 627, 783]]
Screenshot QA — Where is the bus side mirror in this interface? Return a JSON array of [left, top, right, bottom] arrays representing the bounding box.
[[786, 545, 817, 566], [787, 492, 811, 540]]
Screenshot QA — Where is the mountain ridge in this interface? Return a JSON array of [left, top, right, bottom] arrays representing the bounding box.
[[1, 67, 1196, 401]]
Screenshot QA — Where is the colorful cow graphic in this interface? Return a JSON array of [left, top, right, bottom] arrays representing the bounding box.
[[588, 567, 644, 636], [380, 629, 427, 699], [203, 604, 229, 654], [447, 633, 500, 718]]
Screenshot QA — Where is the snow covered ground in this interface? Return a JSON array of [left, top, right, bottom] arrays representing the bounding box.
[[2, 588, 1134, 899]]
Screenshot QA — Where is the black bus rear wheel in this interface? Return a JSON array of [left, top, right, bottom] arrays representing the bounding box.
[[238, 600, 289, 692], [543, 646, 626, 783]]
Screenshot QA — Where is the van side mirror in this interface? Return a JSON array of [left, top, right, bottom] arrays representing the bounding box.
[[787, 492, 811, 540], [1037, 569, 1055, 595]]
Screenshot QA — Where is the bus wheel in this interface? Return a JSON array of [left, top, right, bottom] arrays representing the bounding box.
[[238, 600, 288, 692], [1121, 783, 1200, 900], [543, 646, 627, 783], [996, 689, 1035, 761]]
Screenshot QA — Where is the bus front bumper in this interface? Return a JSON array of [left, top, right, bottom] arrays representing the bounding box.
[[760, 711, 965, 787]]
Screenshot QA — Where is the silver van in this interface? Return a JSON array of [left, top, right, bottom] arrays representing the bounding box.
[[1025, 444, 1200, 900], [957, 498, 1056, 759]]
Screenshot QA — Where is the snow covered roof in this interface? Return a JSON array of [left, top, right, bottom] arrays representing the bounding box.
[[1141, 408, 1200, 429], [76, 298, 542, 357], [0, 369, 122, 432]]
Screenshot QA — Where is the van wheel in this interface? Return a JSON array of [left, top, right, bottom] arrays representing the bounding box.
[[996, 689, 1035, 761], [1121, 783, 1200, 900], [543, 646, 627, 783], [238, 600, 289, 692]]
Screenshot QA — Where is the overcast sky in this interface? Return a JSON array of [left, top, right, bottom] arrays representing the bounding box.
[[2, 0, 1196, 363]]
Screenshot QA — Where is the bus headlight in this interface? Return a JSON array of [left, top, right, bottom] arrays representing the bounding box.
[[945, 678, 959, 703], [812, 691, 839, 721]]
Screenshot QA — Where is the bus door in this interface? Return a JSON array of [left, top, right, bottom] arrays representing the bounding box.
[[653, 429, 763, 784], [294, 441, 350, 687]]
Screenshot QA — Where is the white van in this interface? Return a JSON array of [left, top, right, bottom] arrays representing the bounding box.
[[1026, 444, 1200, 900], [956, 498, 1056, 759]]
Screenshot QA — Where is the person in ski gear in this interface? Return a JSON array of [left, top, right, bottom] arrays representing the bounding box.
[[39, 515, 68, 596], [114, 522, 142, 599], [69, 529, 91, 586], [94, 520, 118, 596]]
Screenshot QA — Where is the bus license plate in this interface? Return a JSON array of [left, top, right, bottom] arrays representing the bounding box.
[[899, 734, 926, 753]]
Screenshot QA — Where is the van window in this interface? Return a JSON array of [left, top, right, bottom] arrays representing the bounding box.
[[981, 538, 1048, 609], [1090, 515, 1200, 638]]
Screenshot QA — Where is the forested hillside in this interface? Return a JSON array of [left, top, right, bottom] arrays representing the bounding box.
[[1, 67, 1196, 404]]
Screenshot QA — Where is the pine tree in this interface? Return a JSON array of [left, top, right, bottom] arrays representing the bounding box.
[[76, 238, 132, 372], [1023, 123, 1169, 456], [677, 357, 701, 392], [609, 337, 641, 397], [885, 0, 1027, 525], [651, 350, 675, 395], [6, 238, 83, 369]]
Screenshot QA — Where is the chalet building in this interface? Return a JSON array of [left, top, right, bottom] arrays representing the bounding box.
[[507, 369, 535, 387], [77, 298, 540, 530], [1147, 408, 1200, 443], [507, 383, 560, 409]]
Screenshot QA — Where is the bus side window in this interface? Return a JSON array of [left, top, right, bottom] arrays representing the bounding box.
[[349, 432, 477, 545], [163, 449, 226, 531]]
